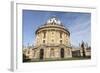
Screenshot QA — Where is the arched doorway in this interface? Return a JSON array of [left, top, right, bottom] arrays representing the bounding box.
[[60, 48, 64, 58], [40, 49, 44, 60]]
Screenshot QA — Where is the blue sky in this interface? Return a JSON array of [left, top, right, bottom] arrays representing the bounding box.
[[22, 10, 91, 47]]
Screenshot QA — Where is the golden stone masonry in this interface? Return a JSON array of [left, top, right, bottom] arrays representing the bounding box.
[[23, 17, 91, 62]]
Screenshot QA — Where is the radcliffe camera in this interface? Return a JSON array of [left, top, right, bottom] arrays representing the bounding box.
[[22, 10, 91, 62]]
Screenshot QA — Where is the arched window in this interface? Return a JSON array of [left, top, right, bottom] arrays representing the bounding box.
[[40, 49, 44, 60], [43, 40, 45, 43], [52, 39, 54, 43], [60, 32, 62, 38], [60, 40, 62, 44], [43, 31, 46, 38], [52, 32, 54, 34], [60, 48, 64, 58]]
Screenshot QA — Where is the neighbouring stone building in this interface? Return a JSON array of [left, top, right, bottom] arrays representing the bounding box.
[[71, 43, 91, 57]]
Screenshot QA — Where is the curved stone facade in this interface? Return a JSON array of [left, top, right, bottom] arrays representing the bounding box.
[[31, 17, 72, 60], [35, 25, 70, 47]]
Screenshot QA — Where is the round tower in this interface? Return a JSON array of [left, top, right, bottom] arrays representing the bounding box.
[[33, 17, 72, 60]]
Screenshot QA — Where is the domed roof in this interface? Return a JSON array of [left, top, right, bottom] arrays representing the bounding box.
[[46, 17, 61, 25], [36, 17, 70, 35]]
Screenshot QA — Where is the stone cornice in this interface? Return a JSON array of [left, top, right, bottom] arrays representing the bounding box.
[[34, 44, 72, 49], [35, 24, 70, 36]]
